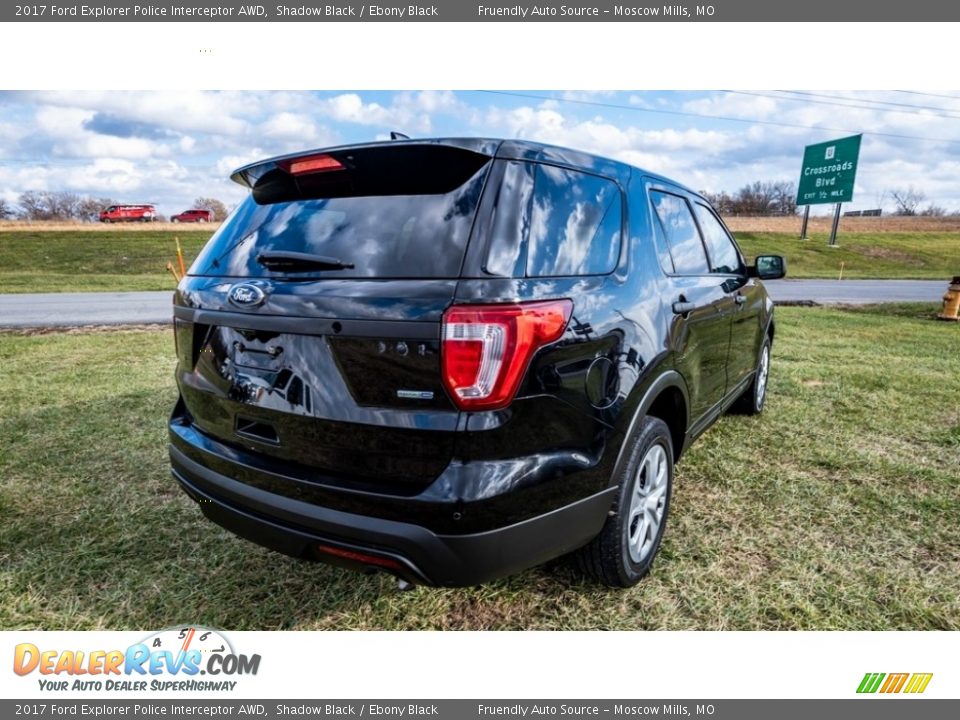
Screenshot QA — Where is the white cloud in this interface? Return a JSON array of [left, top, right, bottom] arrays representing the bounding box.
[[682, 92, 781, 120], [34, 106, 169, 160], [30, 91, 250, 136]]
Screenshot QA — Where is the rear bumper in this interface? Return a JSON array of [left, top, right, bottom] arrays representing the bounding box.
[[170, 443, 615, 587]]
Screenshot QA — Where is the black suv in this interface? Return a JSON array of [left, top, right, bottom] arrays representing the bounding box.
[[169, 138, 785, 587]]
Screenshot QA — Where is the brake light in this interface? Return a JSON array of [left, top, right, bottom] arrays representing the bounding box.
[[441, 300, 573, 411], [285, 154, 344, 175]]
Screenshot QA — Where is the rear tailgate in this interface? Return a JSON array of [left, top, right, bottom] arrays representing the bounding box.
[[173, 142, 496, 494]]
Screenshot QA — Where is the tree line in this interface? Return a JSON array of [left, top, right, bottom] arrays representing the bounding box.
[[0, 191, 229, 222], [0, 185, 953, 220]]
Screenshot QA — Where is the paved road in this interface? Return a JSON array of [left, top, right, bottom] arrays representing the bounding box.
[[0, 280, 948, 328], [764, 279, 946, 305], [0, 291, 173, 328]]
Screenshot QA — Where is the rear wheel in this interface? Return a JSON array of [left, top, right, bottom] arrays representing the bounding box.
[[577, 416, 673, 587], [171, 218, 180, 223]]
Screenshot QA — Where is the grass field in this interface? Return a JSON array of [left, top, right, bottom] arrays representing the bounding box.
[[0, 230, 210, 292], [735, 232, 960, 279], [0, 223, 957, 292], [1, 305, 958, 630]]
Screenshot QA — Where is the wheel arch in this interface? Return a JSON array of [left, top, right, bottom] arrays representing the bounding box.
[[615, 370, 690, 470]]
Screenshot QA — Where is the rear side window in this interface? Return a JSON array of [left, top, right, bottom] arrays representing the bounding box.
[[693, 203, 743, 275], [189, 146, 491, 279], [485, 161, 622, 278], [650, 191, 710, 275]]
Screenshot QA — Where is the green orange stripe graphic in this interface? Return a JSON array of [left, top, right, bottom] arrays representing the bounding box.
[[904, 673, 933, 694], [857, 672, 932, 694], [880, 673, 909, 693], [857, 673, 885, 693]]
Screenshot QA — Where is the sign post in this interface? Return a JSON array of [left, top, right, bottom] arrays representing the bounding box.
[[796, 134, 862, 245], [829, 203, 842, 246]]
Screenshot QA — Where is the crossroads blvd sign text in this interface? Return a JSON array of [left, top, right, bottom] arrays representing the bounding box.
[[796, 134, 862, 206]]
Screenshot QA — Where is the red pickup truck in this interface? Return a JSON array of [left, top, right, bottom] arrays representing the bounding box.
[[99, 204, 157, 223]]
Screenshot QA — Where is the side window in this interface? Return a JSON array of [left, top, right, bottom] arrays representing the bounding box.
[[649, 191, 710, 275], [527, 165, 622, 277], [485, 161, 535, 278], [484, 161, 623, 278], [649, 207, 676, 274], [694, 203, 743, 275]]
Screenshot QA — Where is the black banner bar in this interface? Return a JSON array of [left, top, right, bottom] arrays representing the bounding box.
[[2, 0, 958, 22]]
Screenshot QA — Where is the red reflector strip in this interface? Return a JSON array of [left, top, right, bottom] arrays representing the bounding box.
[[316, 543, 404, 572], [287, 154, 344, 175]]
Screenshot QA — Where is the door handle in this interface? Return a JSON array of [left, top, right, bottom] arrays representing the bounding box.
[[672, 300, 698, 315], [734, 294, 746, 305]]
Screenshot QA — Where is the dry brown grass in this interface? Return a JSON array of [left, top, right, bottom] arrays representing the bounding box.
[[723, 215, 960, 233], [0, 221, 221, 232], [5, 216, 959, 234]]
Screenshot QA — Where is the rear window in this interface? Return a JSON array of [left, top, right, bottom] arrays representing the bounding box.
[[190, 146, 491, 280], [484, 161, 623, 278]]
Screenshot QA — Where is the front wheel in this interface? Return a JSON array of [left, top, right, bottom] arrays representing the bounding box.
[[732, 338, 771, 415], [577, 416, 673, 587]]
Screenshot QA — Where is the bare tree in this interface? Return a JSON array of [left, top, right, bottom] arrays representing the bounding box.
[[920, 204, 946, 217], [17, 190, 46, 219], [701, 190, 735, 215], [703, 181, 797, 216], [0, 197, 13, 219], [889, 187, 926, 216], [193, 197, 229, 222], [18, 190, 83, 220], [769, 181, 798, 216], [77, 197, 114, 222]]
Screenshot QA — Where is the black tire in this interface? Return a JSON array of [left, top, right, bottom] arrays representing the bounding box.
[[171, 218, 179, 223], [577, 416, 674, 587], [731, 337, 771, 415]]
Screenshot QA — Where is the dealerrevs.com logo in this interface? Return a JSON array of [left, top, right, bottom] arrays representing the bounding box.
[[13, 626, 261, 693]]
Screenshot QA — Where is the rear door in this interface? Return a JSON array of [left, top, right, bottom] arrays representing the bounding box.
[[649, 187, 735, 425], [173, 143, 494, 494]]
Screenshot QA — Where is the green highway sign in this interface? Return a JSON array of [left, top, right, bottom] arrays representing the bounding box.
[[796, 134, 862, 206]]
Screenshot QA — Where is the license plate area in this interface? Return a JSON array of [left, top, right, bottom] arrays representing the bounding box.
[[201, 327, 317, 414]]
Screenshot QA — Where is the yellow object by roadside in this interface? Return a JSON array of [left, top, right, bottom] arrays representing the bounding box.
[[175, 237, 186, 278], [938, 276, 960, 321]]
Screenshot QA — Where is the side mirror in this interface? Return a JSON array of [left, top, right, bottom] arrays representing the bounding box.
[[750, 254, 786, 280]]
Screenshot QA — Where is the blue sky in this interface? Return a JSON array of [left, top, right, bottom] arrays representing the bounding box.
[[1, 90, 958, 216]]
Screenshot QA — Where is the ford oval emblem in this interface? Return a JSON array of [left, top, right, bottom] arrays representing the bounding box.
[[228, 283, 266, 307]]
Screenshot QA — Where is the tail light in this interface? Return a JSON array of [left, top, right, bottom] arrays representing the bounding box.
[[441, 299, 573, 411]]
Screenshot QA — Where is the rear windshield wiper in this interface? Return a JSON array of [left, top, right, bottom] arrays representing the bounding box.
[[256, 251, 355, 272]]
